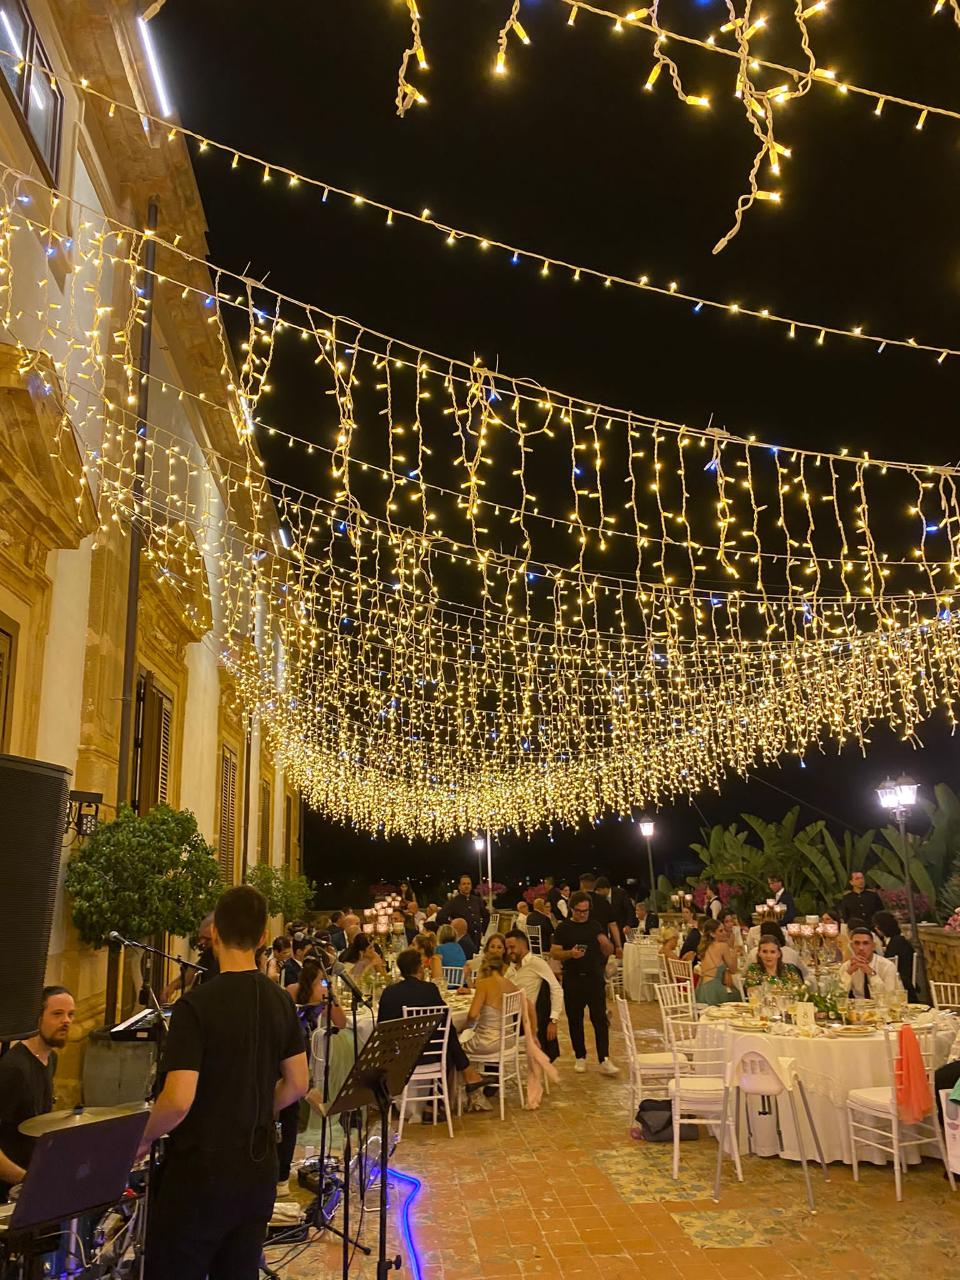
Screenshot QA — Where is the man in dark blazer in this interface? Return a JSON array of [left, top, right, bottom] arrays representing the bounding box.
[[376, 949, 489, 1096], [525, 899, 555, 952], [767, 875, 797, 925]]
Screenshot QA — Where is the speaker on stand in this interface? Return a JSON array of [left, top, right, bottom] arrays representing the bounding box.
[[0, 754, 72, 1042]]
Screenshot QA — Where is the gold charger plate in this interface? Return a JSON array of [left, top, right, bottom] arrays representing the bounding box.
[[827, 1025, 877, 1038]]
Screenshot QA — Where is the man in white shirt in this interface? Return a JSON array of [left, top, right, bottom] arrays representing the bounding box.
[[839, 926, 900, 999], [504, 929, 563, 1063]]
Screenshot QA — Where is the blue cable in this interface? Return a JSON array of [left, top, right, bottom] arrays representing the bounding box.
[[388, 1169, 424, 1280]]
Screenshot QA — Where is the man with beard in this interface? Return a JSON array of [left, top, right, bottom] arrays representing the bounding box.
[[0, 986, 76, 1201]]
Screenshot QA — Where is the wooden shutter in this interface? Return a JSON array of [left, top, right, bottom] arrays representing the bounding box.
[[258, 779, 271, 861], [157, 698, 172, 804], [133, 673, 173, 814], [218, 745, 238, 883], [0, 626, 13, 751]]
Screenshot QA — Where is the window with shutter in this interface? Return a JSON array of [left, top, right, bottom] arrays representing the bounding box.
[[0, 626, 13, 752], [259, 779, 271, 861], [132, 673, 174, 814], [218, 745, 238, 883]]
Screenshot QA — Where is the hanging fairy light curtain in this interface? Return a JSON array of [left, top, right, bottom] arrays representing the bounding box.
[[2, 167, 960, 836]]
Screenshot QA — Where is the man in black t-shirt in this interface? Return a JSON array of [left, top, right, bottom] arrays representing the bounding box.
[[551, 892, 618, 1077], [141, 886, 308, 1280], [0, 985, 75, 1202], [593, 878, 624, 956]]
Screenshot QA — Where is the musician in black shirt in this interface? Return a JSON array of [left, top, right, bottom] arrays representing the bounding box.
[[0, 986, 74, 1202], [141, 886, 308, 1280]]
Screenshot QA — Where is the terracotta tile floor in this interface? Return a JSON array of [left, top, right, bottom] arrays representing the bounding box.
[[270, 1001, 960, 1280]]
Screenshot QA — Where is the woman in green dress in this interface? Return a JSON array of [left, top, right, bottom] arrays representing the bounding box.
[[694, 918, 740, 1006], [743, 935, 807, 996]]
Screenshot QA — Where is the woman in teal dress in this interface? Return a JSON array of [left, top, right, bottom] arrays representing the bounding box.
[[694, 918, 740, 1006], [742, 935, 807, 996]]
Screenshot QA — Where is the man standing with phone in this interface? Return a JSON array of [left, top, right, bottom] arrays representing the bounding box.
[[551, 892, 618, 1077]]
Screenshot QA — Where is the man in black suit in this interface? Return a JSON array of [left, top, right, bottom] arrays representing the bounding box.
[[435, 875, 489, 947], [838, 871, 884, 928], [767, 875, 797, 925], [525, 899, 555, 952], [376, 949, 489, 1100]]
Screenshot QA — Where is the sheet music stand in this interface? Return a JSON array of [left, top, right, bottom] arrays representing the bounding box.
[[318, 1013, 443, 1280]]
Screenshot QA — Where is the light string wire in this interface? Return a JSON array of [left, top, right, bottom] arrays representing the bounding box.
[[6, 173, 960, 834], [394, 0, 960, 249], [1, 44, 959, 363]]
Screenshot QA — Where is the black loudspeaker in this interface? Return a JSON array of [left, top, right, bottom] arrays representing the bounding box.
[[0, 754, 71, 1040]]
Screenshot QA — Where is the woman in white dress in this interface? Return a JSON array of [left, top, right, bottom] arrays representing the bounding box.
[[461, 953, 520, 1055]]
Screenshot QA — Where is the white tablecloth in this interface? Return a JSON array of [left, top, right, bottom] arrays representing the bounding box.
[[696, 1015, 957, 1165], [622, 941, 660, 1001]]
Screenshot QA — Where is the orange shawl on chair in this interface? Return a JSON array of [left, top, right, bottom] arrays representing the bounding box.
[[897, 1023, 932, 1125]]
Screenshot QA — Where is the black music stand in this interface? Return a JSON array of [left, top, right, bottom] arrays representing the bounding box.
[[318, 1013, 442, 1280]]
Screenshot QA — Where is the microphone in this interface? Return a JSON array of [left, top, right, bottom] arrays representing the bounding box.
[[108, 930, 129, 945], [329, 961, 372, 1008]]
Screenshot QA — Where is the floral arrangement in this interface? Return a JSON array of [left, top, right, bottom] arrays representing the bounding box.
[[477, 881, 507, 899], [523, 883, 548, 905], [944, 909, 960, 935], [878, 888, 932, 919]]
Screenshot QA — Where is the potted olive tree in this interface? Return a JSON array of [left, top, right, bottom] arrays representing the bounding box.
[[66, 804, 221, 1023], [245, 862, 316, 925]]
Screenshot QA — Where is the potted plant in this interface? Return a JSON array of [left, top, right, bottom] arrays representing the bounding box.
[[245, 863, 316, 923], [65, 804, 221, 1022]]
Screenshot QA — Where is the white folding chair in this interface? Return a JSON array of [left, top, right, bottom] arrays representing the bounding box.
[[667, 1017, 742, 1183], [637, 941, 661, 1001], [398, 1003, 454, 1139], [526, 924, 543, 956], [714, 1033, 828, 1209], [931, 981, 960, 1012], [655, 979, 696, 1038], [845, 1023, 956, 1200], [459, 989, 525, 1120], [441, 965, 464, 988], [668, 956, 695, 985], [614, 995, 673, 1118]]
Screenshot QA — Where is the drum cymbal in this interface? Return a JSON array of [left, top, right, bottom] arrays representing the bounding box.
[[19, 1102, 148, 1137]]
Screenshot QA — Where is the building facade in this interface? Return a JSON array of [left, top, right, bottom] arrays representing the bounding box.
[[0, 0, 301, 1092]]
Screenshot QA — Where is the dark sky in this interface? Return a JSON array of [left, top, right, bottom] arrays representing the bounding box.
[[155, 0, 960, 899]]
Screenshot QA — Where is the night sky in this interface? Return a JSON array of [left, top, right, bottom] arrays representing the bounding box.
[[155, 0, 960, 901]]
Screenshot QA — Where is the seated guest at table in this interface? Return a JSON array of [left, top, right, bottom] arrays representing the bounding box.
[[659, 925, 680, 961], [838, 871, 883, 928], [743, 936, 807, 996], [436, 924, 467, 980], [288, 959, 347, 1036], [935, 1023, 960, 1124], [745, 922, 806, 977], [504, 929, 563, 1062], [424, 903, 440, 924], [399, 880, 417, 906], [266, 934, 292, 984], [464, 931, 508, 985], [630, 900, 660, 937], [452, 916, 478, 961], [679, 916, 702, 964], [341, 914, 362, 950], [694, 919, 740, 1006], [720, 908, 745, 953], [840, 925, 900, 998], [328, 910, 347, 953], [819, 910, 849, 964], [283, 936, 308, 988], [0, 985, 75, 1203], [515, 901, 530, 931], [526, 899, 555, 952], [413, 930, 444, 984], [461, 953, 522, 1059], [376, 948, 491, 1109], [402, 899, 422, 943], [343, 933, 386, 981], [872, 911, 918, 1002]]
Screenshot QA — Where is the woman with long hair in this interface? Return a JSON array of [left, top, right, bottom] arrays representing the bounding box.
[[342, 933, 386, 981], [413, 930, 443, 983], [694, 918, 740, 1006], [743, 936, 807, 996], [286, 958, 347, 1032]]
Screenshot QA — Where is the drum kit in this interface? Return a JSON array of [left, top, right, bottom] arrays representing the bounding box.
[[1, 1103, 150, 1280]]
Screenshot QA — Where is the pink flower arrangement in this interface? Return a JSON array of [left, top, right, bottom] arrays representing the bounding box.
[[878, 888, 931, 919], [944, 909, 960, 935], [691, 881, 740, 909], [477, 881, 507, 898], [523, 883, 548, 905]]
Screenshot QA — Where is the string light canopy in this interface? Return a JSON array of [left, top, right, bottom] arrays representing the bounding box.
[[4, 169, 960, 839], [0, 49, 955, 364], [390, 0, 958, 249]]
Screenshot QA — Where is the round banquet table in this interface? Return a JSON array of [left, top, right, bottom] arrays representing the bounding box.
[[622, 941, 660, 1002], [696, 1013, 958, 1165]]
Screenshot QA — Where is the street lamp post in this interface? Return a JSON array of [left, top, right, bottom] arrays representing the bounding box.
[[639, 818, 656, 909], [876, 775, 927, 1001], [474, 833, 493, 913]]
